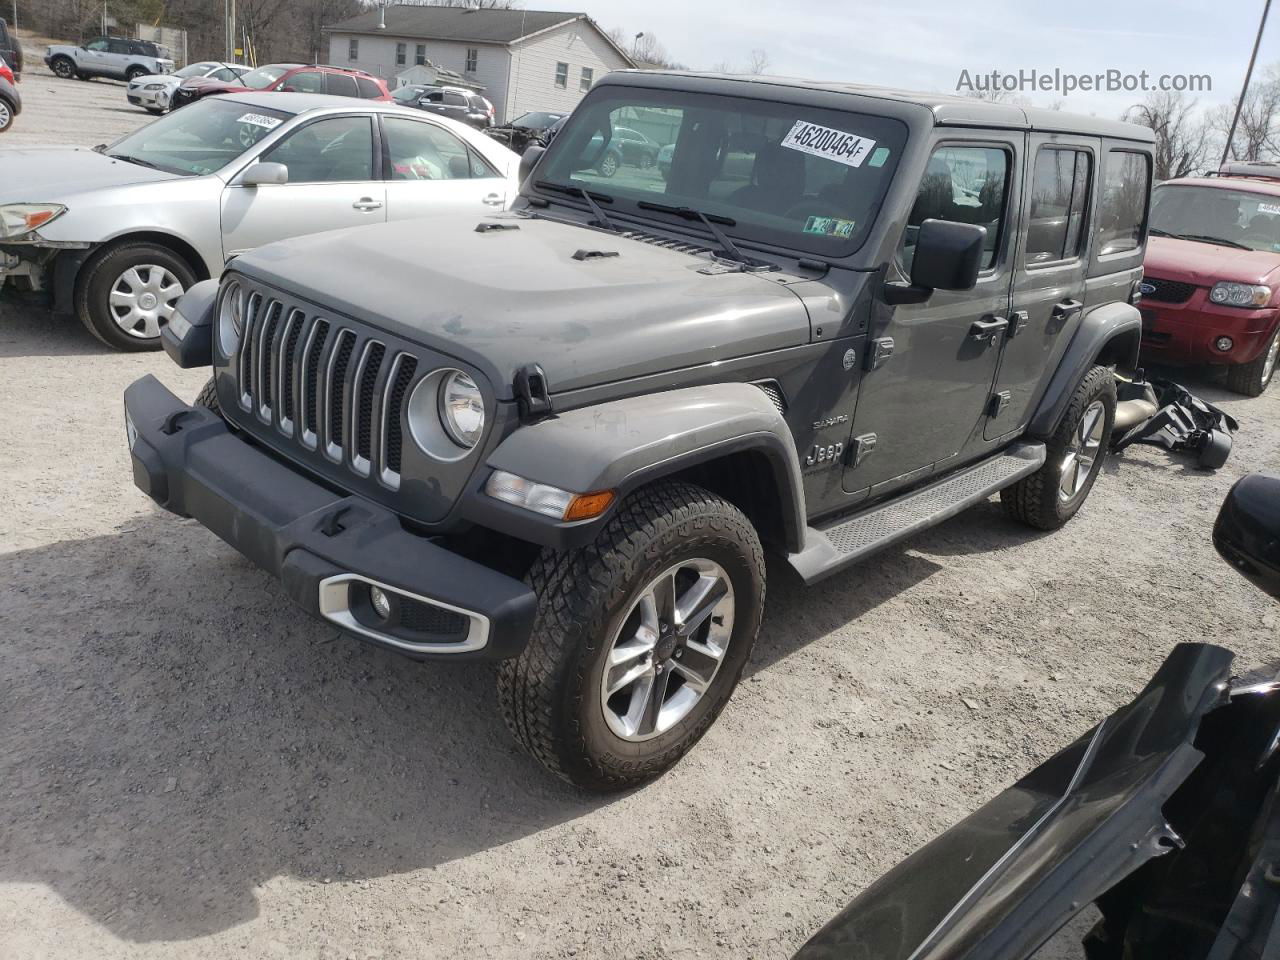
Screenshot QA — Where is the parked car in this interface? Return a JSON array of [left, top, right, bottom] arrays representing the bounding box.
[[485, 110, 568, 154], [795, 475, 1280, 959], [656, 141, 674, 178], [1139, 161, 1280, 396], [45, 36, 173, 82], [127, 60, 247, 115], [0, 17, 22, 79], [0, 55, 18, 133], [171, 63, 389, 111], [126, 72, 1154, 791], [0, 93, 517, 350], [394, 84, 493, 130]]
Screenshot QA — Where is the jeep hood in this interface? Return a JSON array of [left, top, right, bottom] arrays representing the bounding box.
[[1145, 235, 1280, 286], [232, 214, 814, 398], [0, 147, 178, 201]]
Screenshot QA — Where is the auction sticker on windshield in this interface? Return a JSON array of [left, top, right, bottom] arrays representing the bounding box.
[[237, 113, 283, 130], [781, 121, 876, 168]]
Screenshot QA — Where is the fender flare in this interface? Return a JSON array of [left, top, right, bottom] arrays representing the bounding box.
[[461, 383, 807, 552], [1028, 301, 1142, 438]]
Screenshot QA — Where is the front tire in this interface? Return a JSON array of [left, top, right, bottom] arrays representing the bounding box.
[[75, 241, 196, 352], [1225, 327, 1279, 396], [0, 97, 13, 133], [1002, 365, 1116, 530], [145, 106, 165, 116], [50, 57, 76, 80], [194, 377, 221, 416], [498, 481, 766, 791]]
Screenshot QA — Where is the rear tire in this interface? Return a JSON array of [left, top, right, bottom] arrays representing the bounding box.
[[50, 56, 76, 80], [1225, 327, 1279, 397], [75, 241, 196, 352], [497, 480, 765, 791], [1002, 365, 1116, 531], [0, 96, 14, 133]]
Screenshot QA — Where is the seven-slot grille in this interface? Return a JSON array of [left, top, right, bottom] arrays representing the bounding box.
[[233, 287, 419, 490]]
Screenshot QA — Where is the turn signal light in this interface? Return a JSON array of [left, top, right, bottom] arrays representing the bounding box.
[[564, 490, 616, 521]]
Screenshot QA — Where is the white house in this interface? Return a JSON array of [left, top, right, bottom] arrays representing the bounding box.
[[324, 6, 635, 123]]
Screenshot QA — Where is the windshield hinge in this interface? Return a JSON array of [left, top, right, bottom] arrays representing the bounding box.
[[513, 363, 554, 423]]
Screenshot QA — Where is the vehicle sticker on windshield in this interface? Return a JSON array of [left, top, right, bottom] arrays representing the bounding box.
[[803, 216, 857, 238], [236, 113, 282, 130], [868, 147, 891, 168], [1260, 202, 1280, 216], [781, 121, 876, 168]]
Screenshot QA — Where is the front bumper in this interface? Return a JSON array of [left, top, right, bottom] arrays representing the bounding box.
[[123, 374, 538, 660], [1140, 282, 1279, 366], [126, 89, 168, 109]]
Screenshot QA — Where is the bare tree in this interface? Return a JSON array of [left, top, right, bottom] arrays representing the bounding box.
[[1212, 64, 1280, 162], [747, 48, 769, 75], [1124, 91, 1211, 180]]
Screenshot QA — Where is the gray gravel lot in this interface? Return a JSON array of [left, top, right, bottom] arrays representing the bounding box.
[[2, 62, 1278, 960]]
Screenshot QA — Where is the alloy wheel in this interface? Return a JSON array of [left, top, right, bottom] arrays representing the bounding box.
[[599, 558, 735, 742], [0, 100, 10, 131], [1059, 399, 1106, 503], [108, 264, 185, 339]]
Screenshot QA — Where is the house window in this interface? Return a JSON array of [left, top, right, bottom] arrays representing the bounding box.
[[415, 43, 426, 66], [347, 37, 358, 61], [554, 61, 568, 88], [465, 47, 478, 72], [580, 66, 593, 91], [395, 42, 406, 66]]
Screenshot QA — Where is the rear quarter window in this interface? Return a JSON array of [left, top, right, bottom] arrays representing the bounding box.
[[356, 77, 383, 99], [326, 73, 358, 98], [1097, 150, 1152, 256]]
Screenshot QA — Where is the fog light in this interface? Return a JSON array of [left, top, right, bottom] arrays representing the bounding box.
[[370, 586, 392, 620], [1215, 336, 1235, 352]]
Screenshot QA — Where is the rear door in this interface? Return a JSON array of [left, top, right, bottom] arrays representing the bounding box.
[[325, 72, 359, 100], [220, 114, 386, 260], [985, 134, 1097, 440], [380, 115, 508, 218]]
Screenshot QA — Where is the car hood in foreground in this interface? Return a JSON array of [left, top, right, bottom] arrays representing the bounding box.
[[0, 147, 179, 201], [231, 214, 815, 399], [1145, 234, 1280, 287]]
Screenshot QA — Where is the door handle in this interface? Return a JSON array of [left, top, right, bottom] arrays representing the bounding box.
[[482, 193, 504, 207], [352, 198, 383, 211], [969, 316, 1009, 342], [1052, 299, 1083, 322]]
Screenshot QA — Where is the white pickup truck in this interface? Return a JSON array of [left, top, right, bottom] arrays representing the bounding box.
[[45, 37, 173, 82]]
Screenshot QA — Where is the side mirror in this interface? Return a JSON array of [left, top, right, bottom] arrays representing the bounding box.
[[519, 145, 545, 186], [239, 162, 289, 187], [884, 219, 987, 305], [1214, 474, 1280, 600]]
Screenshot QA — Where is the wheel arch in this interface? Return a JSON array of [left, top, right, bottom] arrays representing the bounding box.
[[57, 230, 212, 314]]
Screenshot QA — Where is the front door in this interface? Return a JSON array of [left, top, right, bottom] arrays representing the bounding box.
[[843, 138, 1021, 495], [78, 38, 112, 74], [380, 115, 508, 218], [220, 114, 386, 261], [984, 134, 1097, 439]]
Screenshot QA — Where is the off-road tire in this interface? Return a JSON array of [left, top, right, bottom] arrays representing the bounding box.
[[125, 66, 148, 82], [1002, 365, 1116, 531], [1225, 327, 1279, 397], [49, 56, 76, 80], [497, 480, 766, 792], [75, 240, 196, 352], [194, 377, 220, 416]]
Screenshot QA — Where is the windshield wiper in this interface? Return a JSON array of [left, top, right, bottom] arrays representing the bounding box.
[[108, 153, 162, 171], [1151, 227, 1251, 250], [636, 200, 759, 267], [534, 180, 618, 232]]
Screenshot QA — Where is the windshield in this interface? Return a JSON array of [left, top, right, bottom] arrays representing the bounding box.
[[392, 85, 425, 103], [105, 97, 293, 176], [1150, 184, 1280, 253], [536, 87, 908, 256], [239, 65, 290, 90], [513, 112, 563, 129], [174, 62, 217, 79]]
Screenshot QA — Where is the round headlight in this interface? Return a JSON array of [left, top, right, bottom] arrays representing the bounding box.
[[438, 371, 484, 448], [216, 281, 243, 356]]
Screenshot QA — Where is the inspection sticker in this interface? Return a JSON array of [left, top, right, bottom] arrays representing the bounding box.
[[237, 113, 283, 130], [804, 216, 856, 238], [781, 120, 876, 168]]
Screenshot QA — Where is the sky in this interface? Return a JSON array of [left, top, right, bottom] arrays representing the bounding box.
[[579, 0, 1280, 120]]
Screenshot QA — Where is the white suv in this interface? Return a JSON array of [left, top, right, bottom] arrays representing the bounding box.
[[45, 37, 174, 82]]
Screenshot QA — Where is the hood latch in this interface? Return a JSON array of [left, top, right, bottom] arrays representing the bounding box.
[[514, 363, 554, 423]]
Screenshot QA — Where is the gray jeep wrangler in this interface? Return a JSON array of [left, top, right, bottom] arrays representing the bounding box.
[[124, 72, 1155, 791]]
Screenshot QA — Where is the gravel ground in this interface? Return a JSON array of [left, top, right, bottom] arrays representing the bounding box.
[[2, 58, 1279, 960]]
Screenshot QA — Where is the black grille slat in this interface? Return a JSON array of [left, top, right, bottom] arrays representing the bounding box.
[[280, 311, 303, 423], [303, 320, 331, 439], [1141, 276, 1197, 304], [356, 343, 386, 463], [327, 332, 356, 453], [385, 356, 418, 476], [257, 301, 282, 418]]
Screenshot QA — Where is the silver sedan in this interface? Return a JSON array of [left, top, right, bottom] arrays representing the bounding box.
[[126, 60, 247, 114], [0, 92, 519, 350]]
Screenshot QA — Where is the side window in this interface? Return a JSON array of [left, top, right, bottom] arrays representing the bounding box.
[[395, 42, 406, 66], [284, 70, 324, 93], [86, 39, 109, 52], [554, 62, 568, 89], [902, 145, 1010, 272], [422, 90, 443, 104], [325, 73, 358, 98], [108, 39, 131, 55], [444, 91, 466, 107], [348, 38, 358, 61], [415, 44, 426, 66], [1097, 150, 1152, 255], [356, 77, 382, 99], [261, 116, 374, 183], [384, 117, 475, 180], [469, 148, 499, 179], [209, 67, 239, 82], [1026, 147, 1092, 264]]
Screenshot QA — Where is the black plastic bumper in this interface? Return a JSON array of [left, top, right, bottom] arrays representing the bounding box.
[[123, 374, 537, 660]]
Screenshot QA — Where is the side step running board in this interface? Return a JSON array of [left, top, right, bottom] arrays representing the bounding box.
[[788, 441, 1047, 584]]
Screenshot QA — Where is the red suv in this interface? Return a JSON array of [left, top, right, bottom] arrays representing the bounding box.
[[171, 62, 390, 110], [1141, 162, 1280, 395], [0, 55, 19, 133]]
